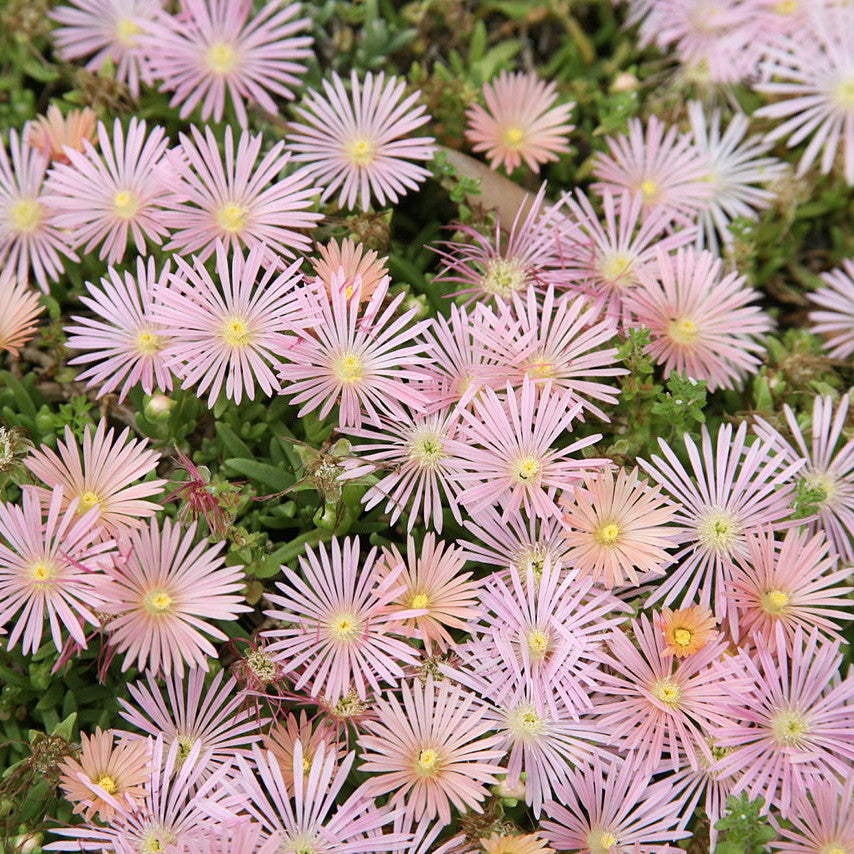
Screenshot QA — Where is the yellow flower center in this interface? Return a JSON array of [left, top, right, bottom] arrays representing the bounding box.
[[328, 612, 361, 643], [144, 590, 174, 615], [408, 431, 446, 468], [774, 0, 798, 13], [673, 627, 693, 647], [176, 735, 197, 762], [526, 351, 555, 380], [599, 252, 634, 285], [805, 470, 838, 506], [820, 846, 846, 854], [10, 198, 42, 233], [594, 522, 621, 546], [651, 677, 682, 707], [761, 589, 790, 615], [481, 257, 529, 298], [501, 125, 526, 150], [414, 747, 440, 776], [79, 490, 101, 511], [140, 827, 177, 854], [346, 136, 377, 167], [771, 709, 809, 747], [668, 317, 700, 346], [135, 329, 163, 356], [215, 202, 248, 234], [29, 561, 57, 583], [511, 456, 541, 483], [640, 179, 659, 202], [697, 510, 740, 552], [506, 704, 546, 739], [206, 41, 237, 75], [221, 316, 251, 348], [588, 830, 619, 854], [113, 189, 140, 219], [302, 756, 311, 772], [95, 774, 117, 794], [526, 629, 550, 661], [332, 351, 364, 384], [115, 17, 142, 47], [409, 592, 430, 610]]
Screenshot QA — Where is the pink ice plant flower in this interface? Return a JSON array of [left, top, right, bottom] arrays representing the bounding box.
[[64, 257, 174, 402], [0, 273, 44, 356], [158, 124, 321, 263], [154, 242, 310, 406], [0, 487, 114, 654], [143, 0, 313, 127], [288, 70, 436, 211], [809, 257, 854, 360], [45, 117, 169, 264], [465, 71, 574, 173]]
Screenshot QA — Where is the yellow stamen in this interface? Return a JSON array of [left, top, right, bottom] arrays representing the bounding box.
[[595, 522, 621, 546], [673, 628, 693, 647], [697, 510, 740, 552], [113, 189, 139, 219], [640, 179, 659, 202], [771, 709, 809, 746], [409, 592, 430, 610], [215, 202, 248, 234], [599, 252, 634, 285], [506, 704, 546, 739], [206, 41, 237, 75], [481, 257, 528, 297], [332, 352, 364, 384], [29, 561, 56, 582], [408, 432, 446, 468], [328, 613, 361, 642], [135, 329, 163, 356], [10, 198, 42, 233], [526, 629, 550, 660], [512, 456, 541, 483], [761, 589, 790, 615], [79, 490, 101, 511], [588, 830, 619, 854], [774, 0, 798, 12], [346, 137, 377, 167], [668, 317, 700, 346], [651, 677, 682, 707], [501, 125, 526, 150], [414, 747, 440, 776], [221, 316, 251, 348], [95, 774, 117, 794], [302, 755, 311, 772], [115, 17, 142, 47], [144, 590, 173, 615]]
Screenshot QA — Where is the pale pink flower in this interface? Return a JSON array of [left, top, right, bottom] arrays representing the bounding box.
[[154, 242, 308, 406], [65, 257, 173, 401], [26, 420, 165, 535], [0, 130, 76, 293], [312, 237, 389, 302], [660, 760, 733, 852], [447, 378, 605, 521], [264, 711, 344, 789], [0, 487, 113, 654], [159, 125, 321, 263], [465, 71, 574, 173], [0, 274, 43, 356], [288, 70, 435, 211], [358, 677, 506, 825], [50, 0, 161, 98], [628, 246, 773, 391], [26, 105, 97, 164], [185, 821, 283, 854], [278, 278, 430, 429], [103, 517, 250, 676], [262, 536, 422, 703], [143, 0, 312, 127], [754, 394, 854, 563], [560, 466, 677, 588], [809, 257, 854, 359]]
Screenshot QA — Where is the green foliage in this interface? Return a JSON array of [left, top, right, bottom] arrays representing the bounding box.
[[714, 794, 777, 854]]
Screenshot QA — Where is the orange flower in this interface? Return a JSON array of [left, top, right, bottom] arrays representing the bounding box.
[[480, 833, 554, 854], [0, 276, 42, 356], [264, 711, 344, 788], [311, 237, 389, 303], [26, 105, 97, 164], [659, 605, 718, 658]]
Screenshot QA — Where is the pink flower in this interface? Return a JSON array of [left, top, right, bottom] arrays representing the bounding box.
[[288, 70, 436, 211], [262, 536, 422, 703], [159, 125, 321, 263], [0, 274, 43, 356], [154, 242, 308, 406], [465, 71, 574, 173], [447, 377, 605, 521], [809, 257, 854, 359], [50, 0, 161, 98], [102, 517, 250, 676], [358, 677, 506, 825], [143, 0, 312, 127], [185, 821, 283, 854], [26, 420, 165, 535], [278, 278, 430, 429], [65, 257, 173, 401], [628, 247, 773, 391], [264, 711, 343, 789], [560, 466, 677, 589], [312, 237, 389, 302], [0, 487, 113, 654], [45, 117, 169, 264], [0, 130, 76, 293], [26, 105, 98, 164]]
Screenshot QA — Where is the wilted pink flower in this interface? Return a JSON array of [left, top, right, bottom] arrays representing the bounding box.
[[143, 0, 312, 127], [26, 420, 164, 534], [312, 237, 389, 302], [465, 71, 574, 173], [0, 130, 76, 293], [289, 70, 435, 211], [155, 242, 308, 406], [65, 257, 173, 401], [263, 536, 422, 703], [50, 0, 161, 98], [810, 258, 854, 359], [0, 487, 113, 654], [26, 105, 97, 164], [628, 247, 773, 391], [358, 678, 505, 825], [159, 125, 321, 263], [0, 274, 43, 356], [103, 517, 250, 676]]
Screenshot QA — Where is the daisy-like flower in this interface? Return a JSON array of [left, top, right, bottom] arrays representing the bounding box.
[[264, 711, 344, 789], [465, 71, 574, 173], [288, 70, 436, 211], [728, 528, 853, 646], [120, 668, 263, 773], [102, 517, 250, 676], [756, 6, 854, 184], [541, 753, 690, 854], [58, 727, 150, 821], [560, 467, 677, 588], [448, 377, 605, 521], [687, 101, 786, 252], [50, 0, 160, 98], [592, 116, 713, 226], [659, 604, 718, 658], [0, 130, 76, 293], [809, 257, 854, 359], [154, 242, 309, 406], [45, 117, 169, 264], [0, 274, 43, 356], [312, 237, 389, 302], [593, 613, 743, 775], [639, 421, 803, 616], [378, 533, 481, 655], [185, 821, 283, 854], [628, 247, 773, 391], [143, 0, 313, 127], [339, 407, 463, 533], [26, 420, 165, 534], [713, 627, 854, 817], [0, 487, 113, 654], [358, 677, 506, 825], [481, 834, 554, 854], [278, 278, 430, 429], [26, 105, 97, 164], [754, 394, 854, 562], [64, 257, 173, 401], [262, 536, 422, 703], [159, 125, 321, 263]]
